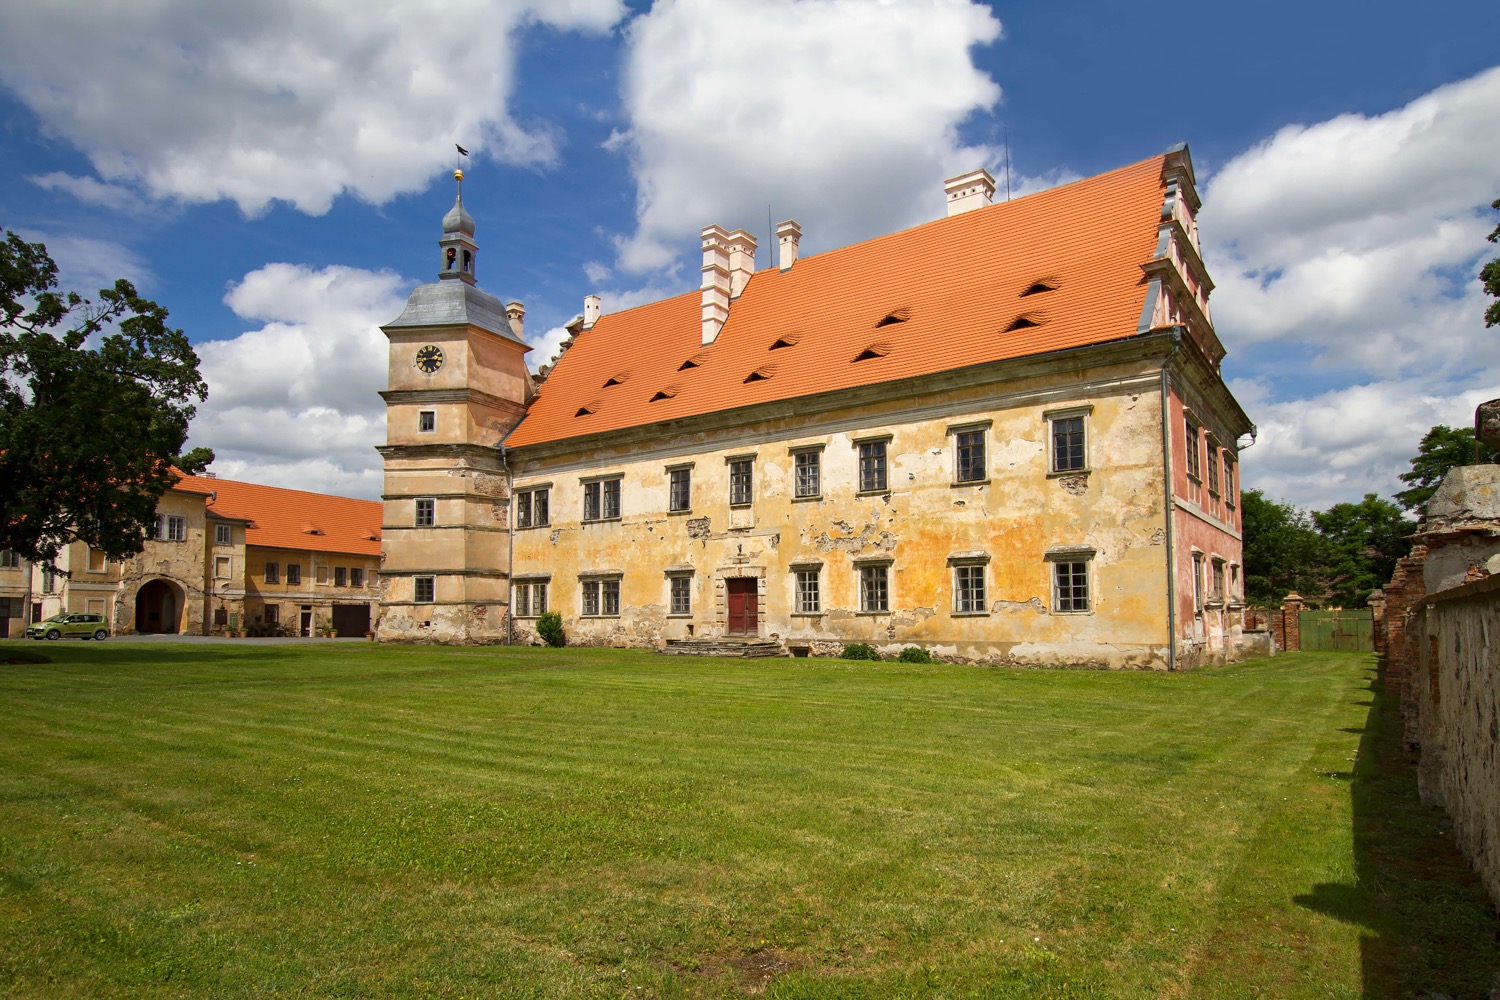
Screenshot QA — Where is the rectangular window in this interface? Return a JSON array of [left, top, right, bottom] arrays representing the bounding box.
[[793, 449, 821, 498], [795, 568, 821, 614], [42, 566, 57, 592], [351, 567, 363, 588], [1223, 455, 1236, 506], [514, 581, 547, 617], [414, 498, 436, 527], [1191, 552, 1204, 612], [1184, 417, 1201, 480], [418, 410, 436, 433], [1053, 560, 1091, 613], [87, 548, 107, 573], [1206, 442, 1221, 495], [0, 549, 19, 568], [214, 556, 231, 580], [669, 575, 691, 615], [859, 563, 890, 613], [955, 429, 986, 483], [954, 564, 986, 613], [159, 514, 187, 541], [515, 487, 549, 528], [1050, 415, 1087, 473], [1211, 558, 1226, 603], [583, 478, 621, 521], [858, 439, 888, 492], [414, 576, 435, 604], [315, 565, 329, 585], [668, 467, 692, 513], [581, 577, 621, 617], [264, 604, 279, 625], [287, 564, 301, 585], [334, 566, 347, 587], [729, 458, 753, 506], [215, 524, 232, 546], [265, 561, 280, 584]]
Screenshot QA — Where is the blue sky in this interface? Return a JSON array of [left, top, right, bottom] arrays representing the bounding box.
[[1, 0, 1497, 510]]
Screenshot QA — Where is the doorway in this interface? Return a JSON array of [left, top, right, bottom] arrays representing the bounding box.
[[134, 579, 181, 634], [726, 578, 758, 636], [300, 606, 313, 637]]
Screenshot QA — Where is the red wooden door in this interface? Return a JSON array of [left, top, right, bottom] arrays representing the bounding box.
[[726, 578, 757, 635]]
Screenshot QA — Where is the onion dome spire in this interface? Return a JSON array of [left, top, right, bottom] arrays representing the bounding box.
[[438, 168, 478, 284]]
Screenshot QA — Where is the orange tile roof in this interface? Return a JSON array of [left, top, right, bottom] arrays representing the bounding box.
[[171, 473, 381, 556], [507, 154, 1170, 449]]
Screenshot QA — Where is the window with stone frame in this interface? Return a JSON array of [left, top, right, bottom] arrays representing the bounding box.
[[581, 576, 621, 617], [1222, 454, 1236, 506], [1051, 558, 1092, 613], [792, 448, 821, 499], [414, 575, 435, 603], [214, 556, 231, 580], [87, 548, 107, 572], [1048, 410, 1089, 473], [514, 580, 548, 617], [265, 561, 280, 584], [287, 564, 301, 585], [857, 438, 889, 492], [858, 562, 890, 613], [159, 514, 187, 541], [728, 457, 753, 506], [583, 477, 622, 521], [1191, 552, 1204, 612], [668, 466, 692, 513], [1210, 558, 1226, 604], [1206, 439, 1221, 495], [0, 549, 19, 568], [414, 497, 436, 527], [263, 604, 280, 625], [334, 566, 347, 587], [953, 427, 987, 483], [351, 567, 364, 588], [215, 524, 232, 546], [794, 566, 821, 614], [418, 410, 436, 433], [515, 487, 549, 528], [668, 574, 691, 616], [952, 561, 987, 614], [1184, 417, 1202, 481]]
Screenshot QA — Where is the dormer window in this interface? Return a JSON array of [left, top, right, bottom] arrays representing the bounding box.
[[1021, 279, 1059, 297], [603, 373, 629, 388], [770, 333, 801, 350], [1005, 313, 1044, 332], [875, 308, 910, 327], [853, 342, 892, 362], [650, 386, 680, 402]]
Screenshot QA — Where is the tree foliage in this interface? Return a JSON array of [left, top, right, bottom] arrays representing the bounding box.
[[1240, 489, 1327, 606], [1311, 493, 1412, 607], [1483, 197, 1500, 328], [1394, 424, 1500, 513], [1, 228, 206, 563]]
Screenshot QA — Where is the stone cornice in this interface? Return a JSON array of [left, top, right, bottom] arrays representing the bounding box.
[[375, 442, 504, 464], [380, 387, 526, 417]]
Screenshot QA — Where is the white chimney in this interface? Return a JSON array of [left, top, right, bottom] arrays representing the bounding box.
[[700, 225, 731, 345], [726, 229, 757, 298], [583, 293, 601, 330], [777, 219, 801, 271], [944, 168, 996, 217], [505, 300, 525, 338]]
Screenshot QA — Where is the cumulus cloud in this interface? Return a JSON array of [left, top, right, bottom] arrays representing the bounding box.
[[0, 0, 624, 215], [1204, 65, 1500, 509], [19, 231, 152, 294], [610, 0, 1005, 273], [186, 263, 409, 497]]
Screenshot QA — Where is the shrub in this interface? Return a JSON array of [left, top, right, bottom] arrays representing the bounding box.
[[841, 642, 880, 661], [897, 646, 933, 663], [536, 611, 566, 648]]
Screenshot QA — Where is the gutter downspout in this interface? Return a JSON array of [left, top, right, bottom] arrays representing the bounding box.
[[1159, 329, 1183, 671]]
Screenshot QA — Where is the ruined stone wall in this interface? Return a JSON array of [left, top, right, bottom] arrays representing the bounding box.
[[1409, 578, 1500, 909], [512, 361, 1179, 667]]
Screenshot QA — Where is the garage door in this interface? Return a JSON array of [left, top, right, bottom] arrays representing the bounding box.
[[331, 603, 371, 637]]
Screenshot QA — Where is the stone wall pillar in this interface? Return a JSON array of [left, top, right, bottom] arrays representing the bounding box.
[[1279, 592, 1305, 653], [1367, 590, 1386, 657]]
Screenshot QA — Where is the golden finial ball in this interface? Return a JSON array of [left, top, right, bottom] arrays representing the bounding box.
[[454, 168, 464, 182]]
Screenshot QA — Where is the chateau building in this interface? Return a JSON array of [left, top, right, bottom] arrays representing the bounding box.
[[4, 474, 381, 638], [378, 145, 1254, 668]]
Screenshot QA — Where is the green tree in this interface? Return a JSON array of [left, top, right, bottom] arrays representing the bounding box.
[[173, 446, 216, 475], [1312, 493, 1412, 607], [1240, 489, 1327, 606], [1, 228, 207, 563], [1483, 197, 1500, 328], [1394, 424, 1500, 513]]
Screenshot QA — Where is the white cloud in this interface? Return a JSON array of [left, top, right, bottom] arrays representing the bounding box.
[[1204, 65, 1500, 510], [27, 172, 145, 214], [611, 0, 1004, 274], [0, 0, 624, 215], [186, 263, 409, 497], [18, 231, 152, 294]]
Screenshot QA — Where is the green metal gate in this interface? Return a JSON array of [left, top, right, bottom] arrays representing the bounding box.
[[1299, 609, 1374, 652]]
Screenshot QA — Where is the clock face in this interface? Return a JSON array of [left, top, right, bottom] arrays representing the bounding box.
[[414, 344, 444, 375]]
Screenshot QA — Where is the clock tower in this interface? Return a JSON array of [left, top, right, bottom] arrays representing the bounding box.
[[376, 169, 531, 643]]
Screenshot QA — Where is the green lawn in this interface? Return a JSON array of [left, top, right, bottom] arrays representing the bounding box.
[[0, 643, 1494, 998]]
